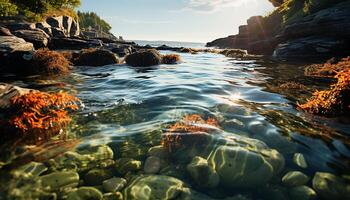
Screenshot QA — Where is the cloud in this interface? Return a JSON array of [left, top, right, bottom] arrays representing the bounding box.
[[182, 0, 252, 13]]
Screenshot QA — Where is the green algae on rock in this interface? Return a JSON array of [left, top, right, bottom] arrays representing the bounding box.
[[40, 171, 79, 191], [67, 187, 103, 200], [186, 156, 219, 188]]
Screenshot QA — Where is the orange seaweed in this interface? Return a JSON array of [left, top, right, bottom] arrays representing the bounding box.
[[161, 114, 219, 152], [305, 57, 350, 78], [9, 91, 80, 134], [299, 69, 350, 116]]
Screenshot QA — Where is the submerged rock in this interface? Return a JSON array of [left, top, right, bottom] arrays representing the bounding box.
[[125, 49, 162, 67], [67, 187, 103, 200], [84, 169, 113, 186], [115, 158, 142, 175], [293, 153, 308, 168], [123, 175, 189, 200], [282, 171, 309, 187], [186, 156, 219, 188], [288, 186, 316, 200], [144, 156, 161, 174], [40, 171, 79, 190], [312, 172, 350, 199], [103, 177, 127, 192]]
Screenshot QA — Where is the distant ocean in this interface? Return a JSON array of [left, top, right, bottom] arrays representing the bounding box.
[[130, 40, 206, 48]]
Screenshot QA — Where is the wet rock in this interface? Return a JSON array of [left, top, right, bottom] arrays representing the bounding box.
[[40, 171, 79, 190], [84, 169, 114, 186], [72, 49, 119, 66], [293, 153, 308, 168], [123, 175, 189, 200], [289, 186, 316, 200], [103, 177, 127, 192], [125, 49, 162, 67], [13, 29, 50, 49], [186, 156, 219, 188], [162, 54, 181, 64], [0, 36, 34, 52], [51, 145, 114, 172], [208, 145, 274, 188], [0, 26, 12, 36], [282, 171, 309, 187], [35, 21, 52, 36], [312, 172, 350, 199], [115, 158, 142, 175], [103, 192, 123, 200], [148, 145, 169, 159], [144, 156, 161, 174], [0, 84, 35, 109], [16, 162, 48, 177], [49, 37, 102, 50], [67, 187, 103, 200]]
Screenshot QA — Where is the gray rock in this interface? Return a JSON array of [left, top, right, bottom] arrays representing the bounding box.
[[67, 187, 103, 200], [144, 156, 161, 174], [289, 186, 316, 200], [103, 177, 127, 192], [0, 26, 12, 36], [282, 171, 309, 187], [123, 175, 189, 200], [0, 36, 34, 52], [49, 37, 102, 50], [35, 22, 52, 36], [40, 171, 79, 190], [13, 29, 50, 49], [293, 153, 308, 168], [186, 156, 219, 188], [312, 172, 350, 199]]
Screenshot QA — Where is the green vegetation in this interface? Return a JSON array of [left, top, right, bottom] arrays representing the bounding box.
[[0, 0, 80, 21], [273, 0, 345, 24], [77, 11, 112, 33]]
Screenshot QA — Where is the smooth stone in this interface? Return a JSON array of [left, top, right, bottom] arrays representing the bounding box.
[[312, 172, 350, 199], [282, 171, 309, 187], [293, 153, 308, 168], [289, 186, 316, 200], [115, 158, 142, 175], [40, 171, 79, 190], [208, 145, 274, 188], [186, 156, 219, 188], [123, 175, 189, 200], [16, 162, 47, 176], [84, 169, 113, 186], [103, 177, 127, 192], [248, 121, 267, 134], [103, 192, 123, 200], [148, 145, 168, 159], [144, 156, 161, 174], [67, 187, 103, 200], [0, 36, 34, 52]]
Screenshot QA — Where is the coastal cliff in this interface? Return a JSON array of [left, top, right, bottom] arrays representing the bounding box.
[[206, 0, 350, 61]]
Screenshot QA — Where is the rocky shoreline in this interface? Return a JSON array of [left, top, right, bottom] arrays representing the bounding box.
[[206, 1, 350, 61]]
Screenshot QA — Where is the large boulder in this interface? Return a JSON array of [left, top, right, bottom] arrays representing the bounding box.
[[0, 36, 34, 52], [123, 175, 189, 200], [13, 29, 50, 49], [125, 49, 162, 67], [71, 49, 119, 66], [45, 16, 80, 37], [273, 36, 349, 61]]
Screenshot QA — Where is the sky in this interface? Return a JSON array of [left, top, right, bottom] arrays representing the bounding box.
[[79, 0, 274, 43]]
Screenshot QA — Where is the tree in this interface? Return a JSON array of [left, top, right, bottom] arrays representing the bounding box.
[[0, 0, 18, 16], [78, 11, 112, 33]]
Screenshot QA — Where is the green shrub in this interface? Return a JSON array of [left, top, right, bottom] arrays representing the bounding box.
[[0, 0, 18, 16]]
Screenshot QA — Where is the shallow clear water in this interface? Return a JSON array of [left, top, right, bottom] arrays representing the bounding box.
[[1, 50, 350, 199]]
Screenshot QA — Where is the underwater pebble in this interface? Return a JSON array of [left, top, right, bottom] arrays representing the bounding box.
[[282, 171, 309, 187], [103, 192, 123, 200], [67, 187, 103, 200], [186, 156, 219, 188], [148, 145, 168, 159], [312, 172, 350, 199], [84, 169, 113, 186], [40, 171, 79, 190], [115, 158, 142, 175], [248, 121, 267, 135], [103, 177, 127, 192], [293, 153, 308, 168], [144, 156, 161, 174], [17, 162, 48, 176], [289, 186, 316, 200]]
